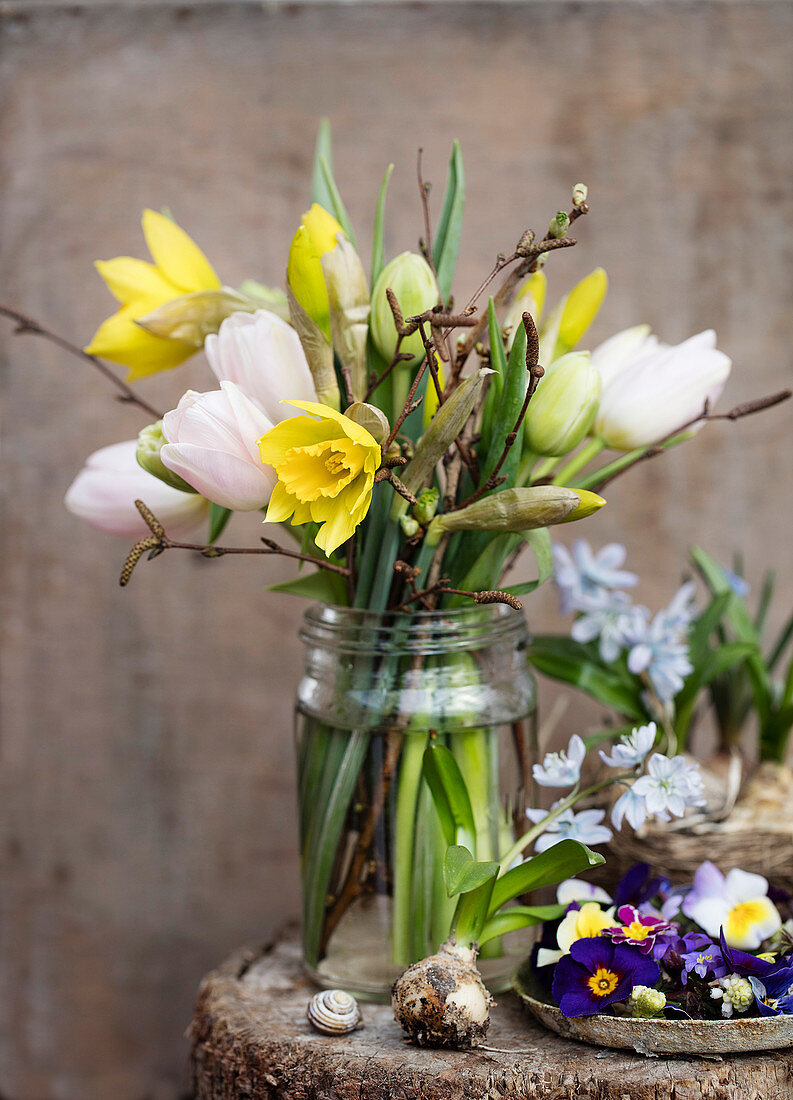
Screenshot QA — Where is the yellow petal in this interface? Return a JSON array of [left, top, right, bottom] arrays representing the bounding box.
[[264, 481, 298, 524], [527, 269, 547, 323], [141, 209, 220, 293], [94, 257, 179, 306], [557, 268, 608, 352], [302, 203, 345, 253], [257, 415, 339, 469], [283, 400, 379, 451], [310, 474, 373, 555], [85, 307, 195, 378], [287, 225, 332, 338]]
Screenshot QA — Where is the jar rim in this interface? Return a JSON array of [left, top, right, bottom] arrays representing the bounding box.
[[298, 601, 529, 655]]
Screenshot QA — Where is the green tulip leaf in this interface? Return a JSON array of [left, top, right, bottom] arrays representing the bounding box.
[[489, 839, 605, 915], [443, 845, 501, 899], [478, 904, 566, 946], [422, 742, 476, 851], [434, 140, 465, 302], [208, 503, 232, 544]]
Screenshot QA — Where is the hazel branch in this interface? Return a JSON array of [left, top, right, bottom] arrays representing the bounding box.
[[588, 388, 792, 493], [374, 467, 419, 506], [391, 576, 522, 613], [119, 501, 350, 586], [0, 303, 163, 420], [416, 148, 437, 278]]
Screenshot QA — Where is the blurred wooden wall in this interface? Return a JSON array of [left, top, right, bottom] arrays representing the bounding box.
[[1, 2, 791, 1096]]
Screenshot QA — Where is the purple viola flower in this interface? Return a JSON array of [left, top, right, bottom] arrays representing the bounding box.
[[681, 941, 727, 985], [614, 862, 669, 908], [605, 905, 674, 955], [718, 929, 791, 979], [551, 936, 660, 1018], [748, 964, 793, 1016]]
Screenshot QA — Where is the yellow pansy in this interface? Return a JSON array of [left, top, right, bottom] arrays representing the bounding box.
[[286, 204, 345, 340], [85, 209, 221, 381], [257, 399, 381, 556]]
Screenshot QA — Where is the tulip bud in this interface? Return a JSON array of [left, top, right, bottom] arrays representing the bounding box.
[[136, 420, 196, 492], [136, 287, 257, 348], [572, 183, 588, 207], [65, 440, 207, 538], [400, 515, 421, 539], [370, 252, 438, 368], [539, 268, 608, 365], [524, 351, 601, 456], [287, 203, 346, 339], [426, 486, 602, 544], [548, 211, 570, 239], [594, 329, 732, 450], [413, 487, 439, 526], [345, 402, 390, 443]]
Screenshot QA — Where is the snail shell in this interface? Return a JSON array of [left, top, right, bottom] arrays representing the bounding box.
[[307, 989, 363, 1034]]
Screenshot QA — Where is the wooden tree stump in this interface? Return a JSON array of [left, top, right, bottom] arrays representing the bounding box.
[[189, 933, 793, 1099]]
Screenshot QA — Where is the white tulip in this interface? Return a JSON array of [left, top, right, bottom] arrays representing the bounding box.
[[65, 440, 208, 537], [593, 329, 731, 450], [161, 381, 277, 511], [204, 309, 317, 423]]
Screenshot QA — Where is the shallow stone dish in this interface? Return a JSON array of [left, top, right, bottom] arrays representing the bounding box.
[[513, 961, 793, 1055]]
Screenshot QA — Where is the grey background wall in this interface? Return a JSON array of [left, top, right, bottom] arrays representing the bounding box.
[[1, 2, 791, 1097]]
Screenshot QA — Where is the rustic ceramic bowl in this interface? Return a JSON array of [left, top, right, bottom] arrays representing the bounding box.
[[513, 962, 793, 1055]]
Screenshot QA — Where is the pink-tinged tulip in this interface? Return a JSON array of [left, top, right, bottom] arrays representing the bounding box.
[[65, 440, 208, 537], [204, 310, 317, 423], [593, 329, 731, 451], [160, 381, 277, 511]]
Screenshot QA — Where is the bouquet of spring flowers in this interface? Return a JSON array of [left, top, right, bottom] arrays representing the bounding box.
[[535, 860, 793, 1021], [5, 121, 788, 1010]]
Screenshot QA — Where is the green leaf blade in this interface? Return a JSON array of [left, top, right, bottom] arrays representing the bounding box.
[[422, 743, 476, 851], [489, 839, 605, 915], [434, 140, 465, 302], [370, 163, 394, 290]]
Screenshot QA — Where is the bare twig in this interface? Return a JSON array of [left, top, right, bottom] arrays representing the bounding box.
[[374, 467, 418, 506], [0, 303, 163, 419], [450, 237, 577, 382], [391, 577, 522, 612], [589, 388, 792, 493], [119, 501, 350, 586], [416, 148, 437, 278]]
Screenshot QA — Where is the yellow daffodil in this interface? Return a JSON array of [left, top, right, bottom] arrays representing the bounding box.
[[286, 204, 345, 339], [85, 209, 221, 381], [257, 400, 380, 556]]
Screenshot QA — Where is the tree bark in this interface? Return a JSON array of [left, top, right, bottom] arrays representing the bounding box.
[[189, 933, 793, 1100]]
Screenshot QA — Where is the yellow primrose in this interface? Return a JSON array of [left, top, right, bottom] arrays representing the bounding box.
[[557, 902, 617, 953], [85, 209, 221, 381], [257, 399, 380, 556], [286, 204, 345, 340]]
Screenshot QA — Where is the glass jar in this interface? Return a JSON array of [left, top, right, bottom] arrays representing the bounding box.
[[295, 603, 537, 1000]]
